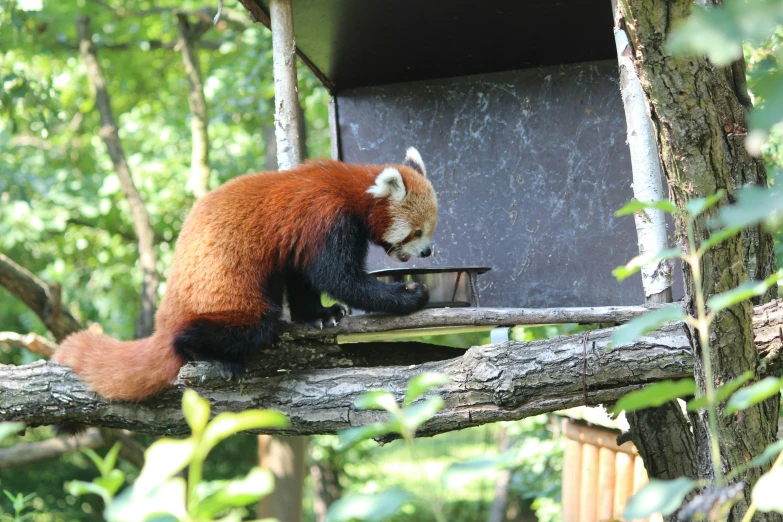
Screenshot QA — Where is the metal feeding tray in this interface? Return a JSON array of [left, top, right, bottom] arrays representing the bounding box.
[[368, 266, 491, 308]]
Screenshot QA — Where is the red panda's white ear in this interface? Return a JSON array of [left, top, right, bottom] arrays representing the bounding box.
[[367, 168, 406, 201], [403, 147, 426, 177]]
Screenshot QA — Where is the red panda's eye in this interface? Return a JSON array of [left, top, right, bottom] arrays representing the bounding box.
[[414, 230, 423, 238]]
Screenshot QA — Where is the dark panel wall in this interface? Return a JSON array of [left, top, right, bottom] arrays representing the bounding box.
[[338, 61, 652, 308]]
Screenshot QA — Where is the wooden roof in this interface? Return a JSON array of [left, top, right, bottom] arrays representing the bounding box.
[[239, 0, 617, 92]]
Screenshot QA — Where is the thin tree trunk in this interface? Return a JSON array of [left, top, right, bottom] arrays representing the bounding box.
[[611, 8, 698, 516], [616, 1, 781, 518], [257, 435, 307, 522], [175, 12, 211, 199], [310, 448, 342, 522], [76, 16, 159, 338]]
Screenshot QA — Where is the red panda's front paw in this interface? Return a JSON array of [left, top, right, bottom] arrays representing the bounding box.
[[309, 304, 348, 329], [399, 282, 429, 312], [217, 361, 246, 381]]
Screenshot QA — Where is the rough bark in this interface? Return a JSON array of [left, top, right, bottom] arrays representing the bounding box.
[[0, 322, 698, 435], [311, 451, 342, 522], [77, 16, 159, 339], [616, 0, 780, 517], [175, 12, 212, 199], [0, 253, 80, 342]]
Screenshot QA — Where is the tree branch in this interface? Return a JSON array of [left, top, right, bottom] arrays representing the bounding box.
[[0, 253, 81, 342], [76, 16, 159, 338], [0, 332, 57, 358], [0, 322, 695, 436], [176, 12, 212, 199]]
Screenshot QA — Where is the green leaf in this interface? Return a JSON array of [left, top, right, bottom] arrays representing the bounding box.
[[105, 478, 187, 522], [326, 488, 413, 522], [355, 391, 399, 412], [615, 199, 678, 217], [401, 396, 444, 434], [101, 443, 123, 478], [752, 466, 783, 513], [0, 422, 24, 442], [182, 389, 210, 435], [338, 422, 394, 449], [707, 272, 780, 312], [134, 438, 196, 497], [745, 440, 783, 472], [94, 469, 126, 497], [65, 480, 113, 504], [195, 468, 274, 519], [686, 190, 724, 217], [404, 372, 449, 406], [700, 226, 742, 253], [612, 248, 682, 281], [613, 380, 696, 415], [608, 306, 686, 348], [623, 478, 698, 519], [687, 371, 753, 411], [725, 377, 783, 415], [666, 5, 743, 66], [714, 186, 783, 229], [201, 410, 289, 454]]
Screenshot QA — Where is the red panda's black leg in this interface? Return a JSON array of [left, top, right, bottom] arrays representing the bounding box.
[[173, 315, 280, 380], [285, 271, 346, 328], [307, 215, 429, 315]]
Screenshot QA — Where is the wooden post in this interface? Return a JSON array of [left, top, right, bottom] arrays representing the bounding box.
[[597, 447, 616, 520], [614, 451, 635, 519], [563, 438, 583, 522], [579, 443, 599, 522], [270, 0, 303, 170]]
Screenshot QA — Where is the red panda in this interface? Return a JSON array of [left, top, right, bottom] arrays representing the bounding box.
[[54, 148, 437, 401]]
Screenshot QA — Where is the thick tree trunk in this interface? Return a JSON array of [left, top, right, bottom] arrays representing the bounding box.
[[616, 1, 780, 518]]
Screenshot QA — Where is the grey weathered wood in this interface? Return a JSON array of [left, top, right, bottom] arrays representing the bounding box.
[[270, 0, 302, 170], [280, 304, 669, 341], [0, 323, 693, 436]]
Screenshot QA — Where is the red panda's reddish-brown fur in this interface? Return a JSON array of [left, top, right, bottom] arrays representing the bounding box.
[[54, 158, 437, 401]]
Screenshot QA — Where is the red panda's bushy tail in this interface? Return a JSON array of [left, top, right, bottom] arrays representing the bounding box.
[[54, 330, 184, 401]]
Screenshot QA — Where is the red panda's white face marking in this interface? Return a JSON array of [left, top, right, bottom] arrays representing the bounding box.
[[367, 148, 438, 262]]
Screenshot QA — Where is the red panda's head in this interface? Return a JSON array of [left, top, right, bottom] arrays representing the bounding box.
[[367, 147, 438, 262]]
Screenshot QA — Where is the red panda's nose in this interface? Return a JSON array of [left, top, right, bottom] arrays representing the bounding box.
[[421, 248, 432, 258]]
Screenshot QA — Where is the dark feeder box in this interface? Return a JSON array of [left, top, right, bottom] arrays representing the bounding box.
[[250, 0, 682, 312]]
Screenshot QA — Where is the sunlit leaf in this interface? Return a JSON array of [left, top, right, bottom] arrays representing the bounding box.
[[355, 391, 398, 412], [623, 478, 698, 519], [404, 372, 449, 406], [615, 198, 678, 217], [101, 443, 123, 478], [612, 248, 682, 281], [338, 422, 394, 449], [686, 190, 725, 217], [134, 438, 195, 497], [326, 488, 413, 522], [94, 469, 126, 497], [401, 396, 444, 433], [65, 480, 112, 504], [182, 389, 210, 435], [707, 272, 780, 312], [201, 410, 289, 454], [744, 440, 783, 472], [752, 466, 783, 513], [613, 380, 696, 415], [714, 186, 783, 229], [608, 306, 686, 347], [700, 226, 742, 253], [687, 371, 753, 411], [667, 5, 743, 66], [195, 467, 274, 519], [725, 377, 782, 415], [105, 478, 187, 522], [0, 422, 24, 442]]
